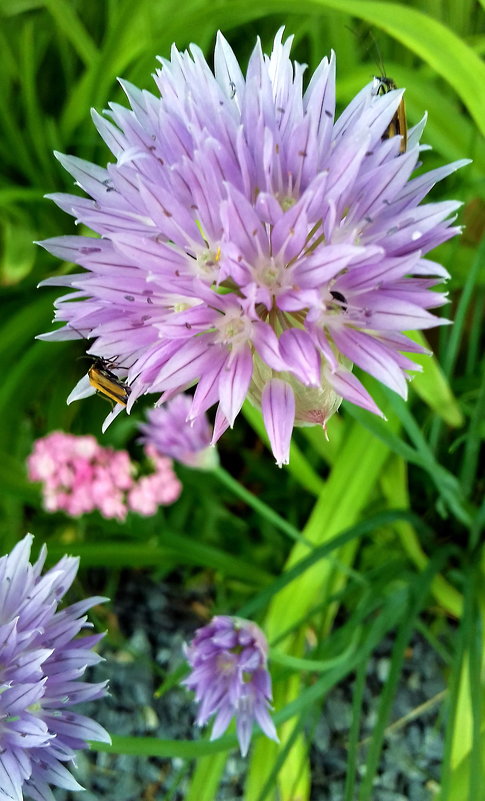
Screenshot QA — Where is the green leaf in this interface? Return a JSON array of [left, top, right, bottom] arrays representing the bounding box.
[[43, 537, 273, 585], [92, 733, 234, 758], [186, 752, 228, 801], [407, 331, 464, 428], [44, 0, 98, 65]]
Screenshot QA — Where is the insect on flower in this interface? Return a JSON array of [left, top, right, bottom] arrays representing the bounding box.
[[69, 325, 131, 407], [87, 357, 131, 406], [373, 75, 408, 153]]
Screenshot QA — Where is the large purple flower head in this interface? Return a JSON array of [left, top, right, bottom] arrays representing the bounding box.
[[182, 616, 278, 756], [0, 534, 110, 801], [39, 30, 467, 465]]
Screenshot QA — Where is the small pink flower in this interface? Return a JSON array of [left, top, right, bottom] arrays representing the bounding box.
[[28, 431, 181, 521], [127, 470, 182, 515]]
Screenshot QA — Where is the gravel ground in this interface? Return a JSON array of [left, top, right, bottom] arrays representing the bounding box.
[[59, 573, 445, 801]]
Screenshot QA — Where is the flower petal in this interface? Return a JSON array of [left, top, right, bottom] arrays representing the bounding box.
[[262, 379, 295, 467], [219, 346, 253, 427]]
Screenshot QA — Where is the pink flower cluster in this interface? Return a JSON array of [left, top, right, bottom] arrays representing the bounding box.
[[27, 431, 181, 520]]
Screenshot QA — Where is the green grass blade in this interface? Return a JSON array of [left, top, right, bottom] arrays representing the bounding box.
[[44, 0, 98, 65], [43, 538, 272, 585], [460, 363, 485, 498], [406, 331, 464, 427], [186, 752, 227, 801], [380, 455, 463, 618], [343, 658, 368, 801], [93, 733, 234, 758], [439, 566, 479, 800], [443, 238, 485, 380], [358, 552, 448, 799]]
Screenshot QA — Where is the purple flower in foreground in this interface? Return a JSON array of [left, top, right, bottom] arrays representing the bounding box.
[[0, 534, 110, 801], [182, 616, 278, 756], [39, 30, 468, 465], [138, 394, 218, 469]]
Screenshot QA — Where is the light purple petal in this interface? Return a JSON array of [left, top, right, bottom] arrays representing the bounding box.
[[279, 329, 321, 386], [328, 369, 385, 418], [219, 346, 253, 426], [330, 327, 408, 398], [261, 379, 295, 467], [30, 757, 84, 793], [0, 751, 23, 801]]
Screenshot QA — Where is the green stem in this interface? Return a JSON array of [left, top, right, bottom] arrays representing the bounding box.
[[460, 364, 485, 503], [213, 465, 313, 548]]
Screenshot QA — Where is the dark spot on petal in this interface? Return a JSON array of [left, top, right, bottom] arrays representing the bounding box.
[[141, 315, 150, 322], [364, 216, 373, 223], [298, 150, 307, 158], [366, 151, 374, 157], [124, 295, 135, 302], [325, 109, 333, 117], [146, 297, 153, 304], [185, 323, 192, 329], [80, 246, 101, 254], [330, 290, 347, 310]]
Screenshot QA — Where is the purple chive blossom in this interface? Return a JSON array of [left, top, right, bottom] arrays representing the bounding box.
[[0, 534, 110, 801], [182, 616, 278, 756], [38, 30, 468, 465], [138, 394, 218, 469]]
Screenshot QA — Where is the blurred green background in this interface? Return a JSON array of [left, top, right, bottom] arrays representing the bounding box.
[[0, 1, 484, 800]]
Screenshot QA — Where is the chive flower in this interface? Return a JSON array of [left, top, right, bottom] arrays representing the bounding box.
[[182, 616, 278, 756], [138, 394, 218, 469], [39, 30, 467, 465], [0, 534, 110, 800]]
